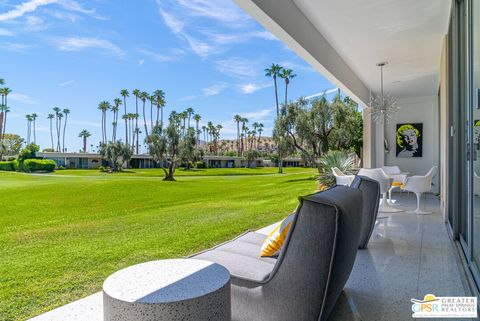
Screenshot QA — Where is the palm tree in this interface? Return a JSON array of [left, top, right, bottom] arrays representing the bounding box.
[[1, 105, 10, 140], [78, 129, 91, 152], [153, 90, 165, 128], [47, 114, 55, 149], [0, 88, 11, 138], [132, 89, 141, 153], [120, 89, 129, 144], [53, 107, 61, 151], [233, 114, 242, 156], [57, 112, 64, 150], [62, 109, 70, 152], [25, 114, 32, 144], [31, 113, 38, 144], [112, 98, 121, 141], [149, 95, 155, 131], [257, 123, 264, 150], [265, 64, 283, 116], [98, 101, 110, 145], [279, 68, 297, 109], [241, 117, 248, 156], [193, 114, 201, 148], [140, 91, 149, 137], [202, 125, 207, 146], [252, 122, 259, 149], [186, 107, 194, 128]]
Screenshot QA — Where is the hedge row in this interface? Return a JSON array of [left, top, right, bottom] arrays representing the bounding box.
[[0, 161, 15, 171], [23, 159, 56, 172]]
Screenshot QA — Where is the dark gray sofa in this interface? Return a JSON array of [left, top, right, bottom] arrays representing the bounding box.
[[350, 175, 380, 249], [192, 186, 363, 321]]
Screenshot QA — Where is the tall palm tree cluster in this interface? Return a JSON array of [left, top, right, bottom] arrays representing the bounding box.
[[265, 63, 296, 173], [99, 89, 166, 154], [232, 115, 264, 156], [45, 107, 70, 152], [0, 78, 12, 142]]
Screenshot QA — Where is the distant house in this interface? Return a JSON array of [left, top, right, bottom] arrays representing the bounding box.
[[36, 152, 304, 169]]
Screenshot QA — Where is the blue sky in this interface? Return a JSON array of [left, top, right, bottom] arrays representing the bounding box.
[[0, 0, 335, 152]]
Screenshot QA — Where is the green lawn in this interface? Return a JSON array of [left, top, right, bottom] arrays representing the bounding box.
[[0, 167, 318, 320]]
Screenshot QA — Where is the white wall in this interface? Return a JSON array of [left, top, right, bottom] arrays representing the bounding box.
[[384, 95, 440, 193]]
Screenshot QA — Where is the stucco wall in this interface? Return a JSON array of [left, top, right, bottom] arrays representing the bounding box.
[[384, 95, 440, 193]]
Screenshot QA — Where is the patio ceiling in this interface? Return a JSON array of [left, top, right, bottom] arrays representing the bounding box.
[[235, 0, 451, 103]]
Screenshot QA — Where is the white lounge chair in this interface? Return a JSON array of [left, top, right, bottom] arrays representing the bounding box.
[[331, 167, 355, 186], [358, 168, 403, 213], [402, 167, 437, 214]]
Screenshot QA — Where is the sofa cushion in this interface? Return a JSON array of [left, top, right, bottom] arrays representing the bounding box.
[[192, 232, 276, 282]]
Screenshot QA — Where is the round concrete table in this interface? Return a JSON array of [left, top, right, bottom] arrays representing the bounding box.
[[103, 259, 231, 321]]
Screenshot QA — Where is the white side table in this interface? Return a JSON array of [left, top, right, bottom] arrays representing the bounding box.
[[103, 259, 231, 321]]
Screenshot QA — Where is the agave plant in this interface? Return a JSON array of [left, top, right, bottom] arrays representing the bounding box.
[[317, 150, 355, 189]]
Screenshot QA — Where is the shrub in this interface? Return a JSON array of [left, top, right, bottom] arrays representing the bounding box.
[[99, 166, 106, 172], [0, 161, 15, 171], [23, 159, 56, 172], [195, 161, 206, 168], [58, 166, 65, 170], [12, 159, 21, 171]]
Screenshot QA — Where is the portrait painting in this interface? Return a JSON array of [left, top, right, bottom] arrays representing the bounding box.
[[396, 123, 423, 158]]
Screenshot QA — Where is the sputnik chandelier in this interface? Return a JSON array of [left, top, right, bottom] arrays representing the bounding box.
[[369, 62, 400, 123]]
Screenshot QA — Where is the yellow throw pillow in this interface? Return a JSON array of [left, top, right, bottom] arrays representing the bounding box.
[[260, 214, 295, 257]]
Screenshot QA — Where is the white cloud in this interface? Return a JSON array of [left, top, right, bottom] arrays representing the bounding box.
[[176, 0, 248, 25], [239, 83, 272, 94], [57, 79, 74, 87], [0, 0, 56, 21], [157, 6, 184, 34], [183, 34, 220, 57], [239, 109, 273, 122], [55, 37, 125, 56], [137, 48, 183, 62], [9, 93, 36, 104], [203, 83, 227, 96], [215, 57, 258, 79], [0, 28, 15, 36], [2, 42, 32, 53], [138, 59, 144, 66]]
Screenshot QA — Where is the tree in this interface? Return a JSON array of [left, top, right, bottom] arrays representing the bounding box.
[[0, 105, 10, 140], [47, 114, 54, 150], [31, 113, 38, 144], [78, 129, 91, 152], [25, 114, 32, 144], [57, 112, 63, 151], [0, 87, 11, 138], [53, 107, 61, 151], [179, 127, 196, 169], [132, 89, 141, 154], [279, 68, 296, 108], [62, 109, 70, 152], [112, 98, 121, 141], [240, 117, 248, 156], [146, 117, 181, 181], [186, 107, 194, 128], [245, 150, 260, 168], [99, 141, 133, 172], [98, 101, 110, 145], [257, 123, 264, 150], [1, 134, 24, 155], [140, 91, 149, 137], [328, 95, 363, 156], [120, 89, 130, 144], [193, 114, 201, 149], [18, 143, 39, 164], [153, 89, 165, 128], [233, 114, 242, 156], [265, 64, 283, 116]]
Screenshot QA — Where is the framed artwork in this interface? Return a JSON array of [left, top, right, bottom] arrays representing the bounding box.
[[396, 123, 423, 158]]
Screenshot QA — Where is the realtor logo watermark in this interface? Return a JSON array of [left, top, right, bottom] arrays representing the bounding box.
[[411, 294, 477, 318]]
